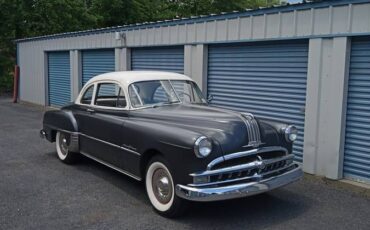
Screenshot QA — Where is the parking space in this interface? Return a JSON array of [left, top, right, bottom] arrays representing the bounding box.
[[0, 97, 369, 230]]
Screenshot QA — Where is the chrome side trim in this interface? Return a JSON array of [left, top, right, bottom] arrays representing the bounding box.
[[79, 133, 141, 156], [80, 151, 141, 181], [46, 125, 77, 135], [207, 146, 288, 170], [46, 127, 141, 156], [176, 164, 303, 202], [192, 154, 293, 177], [159, 140, 192, 150]]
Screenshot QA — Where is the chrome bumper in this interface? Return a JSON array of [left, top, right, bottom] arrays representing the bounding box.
[[175, 164, 303, 202]]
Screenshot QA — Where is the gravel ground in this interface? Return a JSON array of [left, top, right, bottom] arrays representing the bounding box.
[[1, 97, 370, 230]]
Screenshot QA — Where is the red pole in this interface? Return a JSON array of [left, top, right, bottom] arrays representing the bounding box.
[[13, 65, 19, 103]]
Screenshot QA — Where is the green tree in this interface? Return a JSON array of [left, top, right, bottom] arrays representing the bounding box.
[[0, 0, 97, 94], [0, 0, 283, 94], [24, 0, 97, 37]]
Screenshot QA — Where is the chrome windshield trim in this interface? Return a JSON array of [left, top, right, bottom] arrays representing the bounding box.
[[192, 154, 294, 177], [127, 79, 206, 110], [207, 146, 288, 170], [128, 80, 181, 110], [168, 79, 181, 102], [129, 101, 182, 110]]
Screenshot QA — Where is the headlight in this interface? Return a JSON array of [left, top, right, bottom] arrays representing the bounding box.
[[283, 125, 298, 142], [194, 136, 212, 158]]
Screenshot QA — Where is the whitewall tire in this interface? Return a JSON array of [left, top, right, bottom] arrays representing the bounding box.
[[145, 156, 187, 217], [56, 131, 79, 164]]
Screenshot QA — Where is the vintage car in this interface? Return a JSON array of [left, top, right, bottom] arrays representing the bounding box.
[[40, 71, 302, 217]]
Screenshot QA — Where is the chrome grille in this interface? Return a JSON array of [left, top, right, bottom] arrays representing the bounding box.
[[190, 147, 295, 187], [241, 113, 261, 147]]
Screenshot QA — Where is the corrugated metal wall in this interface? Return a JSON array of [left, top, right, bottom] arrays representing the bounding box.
[[343, 37, 370, 183], [48, 52, 71, 107], [17, 1, 370, 106], [82, 49, 115, 86], [207, 41, 308, 161], [131, 46, 184, 73]]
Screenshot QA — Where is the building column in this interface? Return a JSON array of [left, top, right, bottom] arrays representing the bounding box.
[[70, 50, 81, 101], [303, 37, 351, 179], [43, 52, 48, 106], [184, 44, 208, 94], [115, 48, 131, 71]]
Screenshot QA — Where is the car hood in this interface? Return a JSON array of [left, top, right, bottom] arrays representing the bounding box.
[[130, 104, 282, 154]]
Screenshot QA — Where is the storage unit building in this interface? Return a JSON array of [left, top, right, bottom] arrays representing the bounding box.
[[15, 0, 370, 185]]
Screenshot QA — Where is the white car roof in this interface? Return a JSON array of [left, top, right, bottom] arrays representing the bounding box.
[[85, 71, 193, 88]]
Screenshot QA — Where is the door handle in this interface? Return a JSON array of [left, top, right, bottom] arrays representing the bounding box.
[[86, 108, 95, 113]]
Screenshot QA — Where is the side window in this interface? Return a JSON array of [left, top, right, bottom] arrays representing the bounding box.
[[94, 83, 126, 108], [80, 85, 94, 105]]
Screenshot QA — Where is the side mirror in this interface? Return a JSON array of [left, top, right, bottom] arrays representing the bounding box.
[[207, 94, 213, 103]]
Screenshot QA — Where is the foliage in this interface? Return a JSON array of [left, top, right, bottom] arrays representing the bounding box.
[[0, 0, 282, 94]]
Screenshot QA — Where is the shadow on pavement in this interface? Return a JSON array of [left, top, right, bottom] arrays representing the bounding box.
[[58, 151, 311, 229]]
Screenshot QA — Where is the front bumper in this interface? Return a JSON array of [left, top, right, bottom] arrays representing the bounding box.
[[175, 164, 302, 202]]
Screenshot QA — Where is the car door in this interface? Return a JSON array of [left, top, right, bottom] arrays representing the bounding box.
[[73, 84, 97, 154], [74, 81, 129, 169]]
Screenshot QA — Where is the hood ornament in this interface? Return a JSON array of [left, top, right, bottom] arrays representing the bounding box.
[[240, 112, 262, 148]]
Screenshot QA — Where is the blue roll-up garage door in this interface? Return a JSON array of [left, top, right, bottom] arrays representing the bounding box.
[[82, 49, 115, 86], [343, 37, 370, 183], [48, 52, 71, 107], [131, 46, 184, 73], [208, 41, 308, 161]]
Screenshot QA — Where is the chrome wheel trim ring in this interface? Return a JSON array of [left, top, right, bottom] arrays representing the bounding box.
[[56, 132, 68, 160], [152, 168, 173, 204], [146, 162, 175, 212]]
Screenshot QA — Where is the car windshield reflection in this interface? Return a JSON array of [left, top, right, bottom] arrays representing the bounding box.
[[128, 80, 207, 108]]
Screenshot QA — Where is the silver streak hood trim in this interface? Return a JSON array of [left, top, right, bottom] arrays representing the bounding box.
[[240, 113, 262, 148]]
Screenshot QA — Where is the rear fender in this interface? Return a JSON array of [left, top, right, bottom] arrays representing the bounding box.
[[42, 109, 79, 152]]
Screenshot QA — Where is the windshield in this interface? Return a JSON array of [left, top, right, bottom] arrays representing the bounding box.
[[128, 80, 207, 108]]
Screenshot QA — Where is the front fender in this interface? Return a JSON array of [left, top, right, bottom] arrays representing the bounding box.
[[124, 118, 224, 184], [258, 118, 293, 153]]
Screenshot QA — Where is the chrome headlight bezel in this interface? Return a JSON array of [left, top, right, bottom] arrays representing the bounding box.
[[194, 136, 212, 158], [283, 125, 298, 142]]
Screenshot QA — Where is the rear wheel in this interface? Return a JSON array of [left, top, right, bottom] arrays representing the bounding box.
[[56, 131, 79, 164], [145, 156, 187, 218]]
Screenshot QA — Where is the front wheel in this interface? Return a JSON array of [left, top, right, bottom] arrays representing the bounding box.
[[56, 131, 79, 164], [145, 156, 187, 218]]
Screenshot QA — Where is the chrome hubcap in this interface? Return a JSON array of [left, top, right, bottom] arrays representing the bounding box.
[[152, 168, 172, 204], [59, 133, 69, 156]]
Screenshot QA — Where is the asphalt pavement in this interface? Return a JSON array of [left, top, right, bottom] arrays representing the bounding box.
[[1, 97, 369, 230]]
